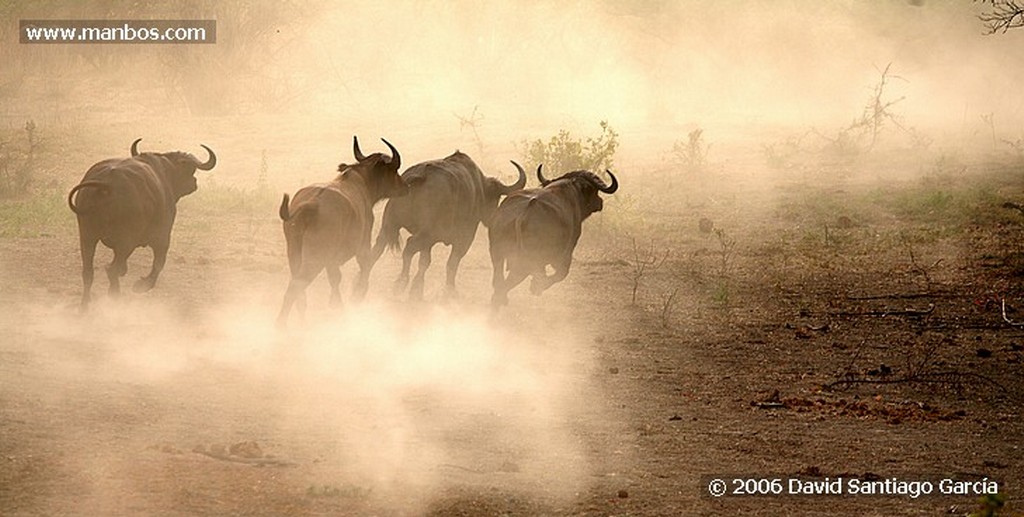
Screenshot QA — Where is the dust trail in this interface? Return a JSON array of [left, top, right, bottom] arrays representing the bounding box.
[[19, 297, 597, 510]]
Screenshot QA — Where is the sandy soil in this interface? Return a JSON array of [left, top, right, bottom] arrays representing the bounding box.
[[1, 153, 1023, 516]]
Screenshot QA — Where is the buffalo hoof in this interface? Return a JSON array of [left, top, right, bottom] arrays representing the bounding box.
[[132, 277, 155, 293]]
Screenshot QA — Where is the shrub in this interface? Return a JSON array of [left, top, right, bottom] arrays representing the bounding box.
[[0, 120, 42, 197], [517, 120, 619, 175], [672, 128, 710, 174]]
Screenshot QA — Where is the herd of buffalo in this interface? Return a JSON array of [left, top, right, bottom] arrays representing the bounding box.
[[66, 137, 619, 324]]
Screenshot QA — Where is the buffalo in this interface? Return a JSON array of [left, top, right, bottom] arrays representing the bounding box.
[[67, 139, 216, 309], [488, 167, 618, 307], [277, 136, 407, 326], [367, 151, 527, 300]]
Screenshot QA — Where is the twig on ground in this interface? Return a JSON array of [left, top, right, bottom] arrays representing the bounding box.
[[826, 371, 1009, 395], [829, 304, 935, 317], [845, 292, 952, 301], [1002, 298, 1024, 327]]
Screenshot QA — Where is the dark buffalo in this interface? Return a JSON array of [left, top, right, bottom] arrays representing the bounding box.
[[367, 151, 527, 299], [277, 136, 407, 325], [67, 139, 216, 309], [488, 167, 618, 307]]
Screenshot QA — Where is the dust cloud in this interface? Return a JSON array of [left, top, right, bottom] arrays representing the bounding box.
[[18, 294, 595, 510], [4, 1, 1023, 177], [3, 0, 1023, 514]]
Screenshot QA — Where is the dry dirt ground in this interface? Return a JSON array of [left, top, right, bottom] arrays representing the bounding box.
[[1, 146, 1023, 516]]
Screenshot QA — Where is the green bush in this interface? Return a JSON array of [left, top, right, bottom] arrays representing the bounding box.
[[517, 120, 619, 175]]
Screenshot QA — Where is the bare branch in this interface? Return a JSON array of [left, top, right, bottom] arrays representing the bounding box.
[[626, 237, 669, 305], [979, 0, 1024, 33], [659, 286, 680, 328], [1002, 298, 1024, 326]]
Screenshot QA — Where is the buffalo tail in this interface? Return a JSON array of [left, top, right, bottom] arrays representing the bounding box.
[[67, 181, 110, 214]]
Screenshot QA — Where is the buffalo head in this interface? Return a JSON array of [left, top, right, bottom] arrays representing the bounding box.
[[537, 167, 618, 216], [344, 136, 408, 199], [130, 138, 217, 198]]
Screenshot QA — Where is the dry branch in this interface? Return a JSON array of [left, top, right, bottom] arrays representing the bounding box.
[[659, 286, 680, 328], [626, 237, 669, 305], [826, 371, 1009, 396], [192, 446, 297, 467], [829, 304, 935, 317], [1003, 201, 1024, 216], [1002, 298, 1024, 326], [980, 0, 1024, 33], [845, 292, 951, 301]]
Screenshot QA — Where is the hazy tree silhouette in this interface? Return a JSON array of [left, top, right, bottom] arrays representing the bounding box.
[[979, 1, 1024, 33]]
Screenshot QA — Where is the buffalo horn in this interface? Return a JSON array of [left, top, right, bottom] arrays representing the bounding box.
[[596, 170, 618, 194], [536, 164, 549, 186], [353, 136, 367, 162], [196, 145, 217, 170], [381, 138, 401, 170], [506, 161, 528, 192]]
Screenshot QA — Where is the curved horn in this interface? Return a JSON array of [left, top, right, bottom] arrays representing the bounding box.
[[381, 138, 401, 170], [353, 136, 367, 162], [505, 161, 527, 192], [597, 170, 619, 194], [536, 164, 550, 186], [130, 138, 142, 157], [195, 144, 217, 170]]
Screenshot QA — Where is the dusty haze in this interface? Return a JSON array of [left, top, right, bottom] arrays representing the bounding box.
[[4, 1, 1023, 173], [2, 1, 1023, 515]]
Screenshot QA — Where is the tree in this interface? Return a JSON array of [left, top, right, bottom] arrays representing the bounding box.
[[979, 1, 1024, 33]]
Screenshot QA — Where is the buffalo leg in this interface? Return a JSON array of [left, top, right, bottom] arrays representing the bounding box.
[[409, 238, 435, 301], [353, 248, 375, 302], [277, 265, 322, 327], [133, 241, 168, 293], [327, 265, 342, 307], [490, 253, 507, 307], [107, 247, 132, 296], [490, 253, 528, 307], [394, 235, 417, 294], [297, 289, 307, 322], [79, 232, 99, 309], [443, 241, 471, 299], [367, 233, 388, 272], [531, 260, 570, 295], [357, 239, 385, 298], [495, 268, 529, 307]]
